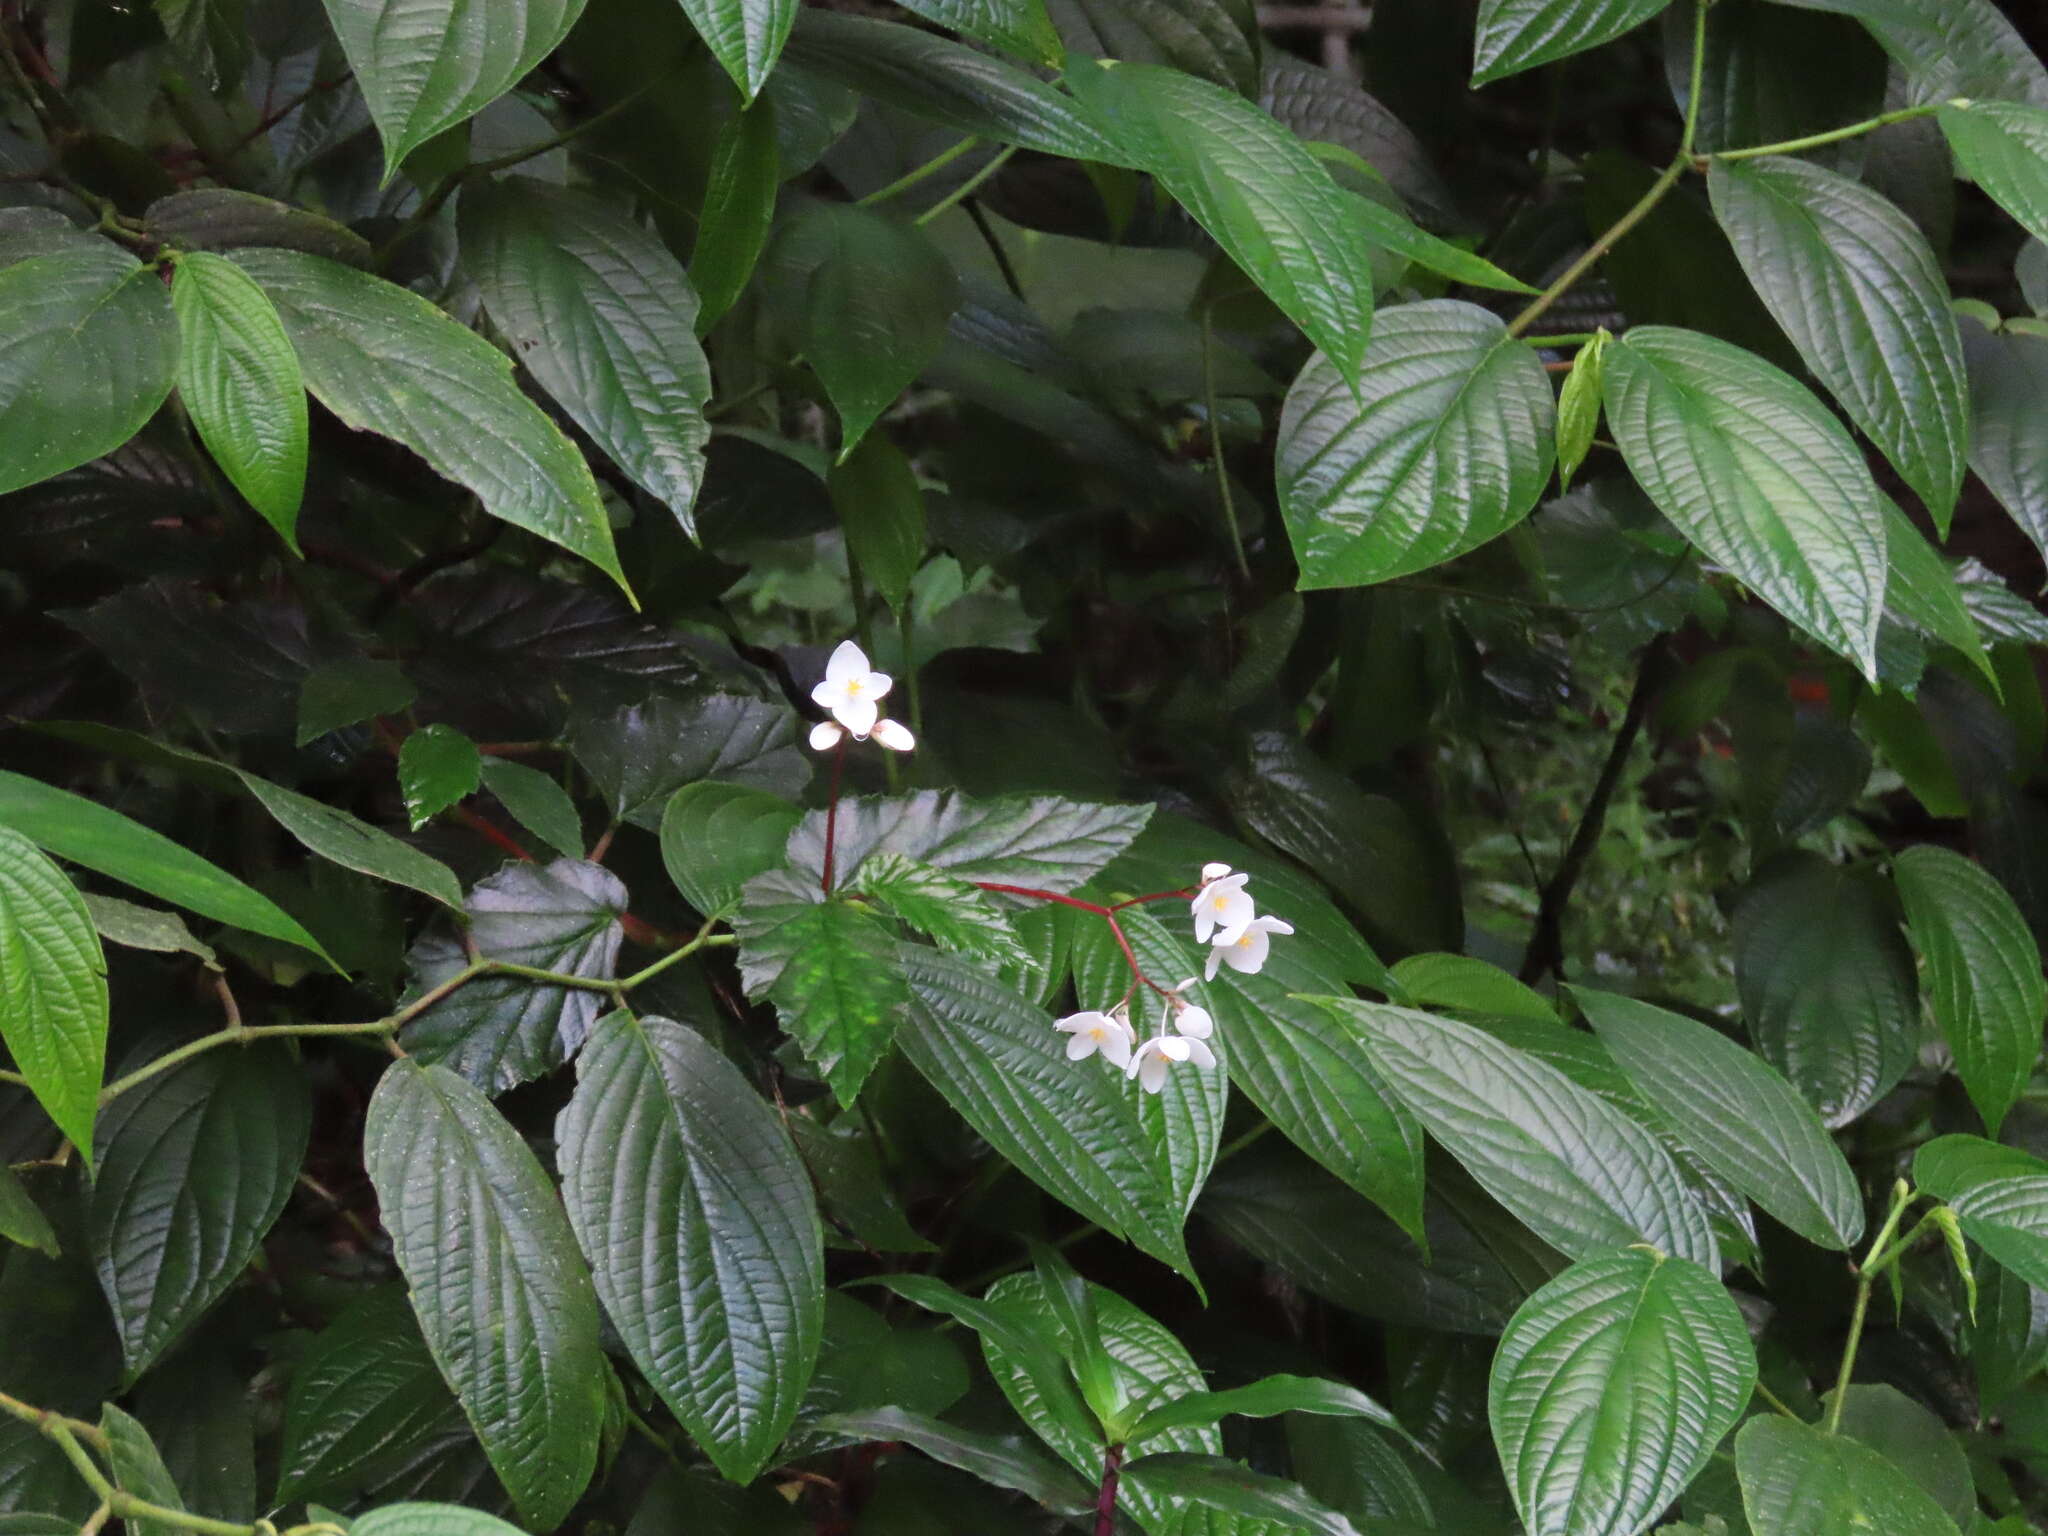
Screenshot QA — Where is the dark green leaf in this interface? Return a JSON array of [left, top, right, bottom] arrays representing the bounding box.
[[1120, 1454, 1365, 1536], [398, 725, 482, 832], [673, 0, 796, 99], [1277, 300, 1556, 587], [1067, 59, 1377, 393], [0, 245, 177, 497], [400, 859, 626, 1093], [1826, 1384, 1974, 1529], [557, 1013, 823, 1482], [296, 658, 417, 747], [692, 100, 780, 335], [788, 1119, 935, 1253], [1026, 1245, 1121, 1429], [363, 1060, 606, 1529], [144, 190, 374, 268], [1555, 331, 1606, 493], [1916, 1136, 2048, 1294], [79, 895, 218, 970], [0, 772, 332, 964], [806, 1408, 1091, 1514], [1662, 0, 1887, 156], [1391, 953, 1557, 1022], [1491, 1249, 1755, 1536], [895, 0, 1061, 64], [1472, 0, 1674, 86], [1733, 852, 1920, 1125], [1128, 1374, 1402, 1444], [170, 250, 306, 548], [89, 1047, 310, 1378], [478, 759, 583, 862], [0, 1165, 58, 1259], [1894, 845, 2044, 1137], [1312, 998, 1719, 1267], [350, 1505, 527, 1536], [661, 782, 799, 917], [1709, 154, 1968, 528], [1259, 55, 1459, 226], [1575, 987, 1863, 1250], [318, 0, 588, 173], [1046, 0, 1258, 92], [1771, 0, 2048, 106], [0, 828, 107, 1168], [1344, 191, 1537, 293], [855, 853, 1030, 969], [1734, 1414, 1960, 1536], [1882, 502, 1994, 687], [134, 1354, 254, 1525], [460, 178, 712, 535], [574, 693, 809, 829], [1603, 325, 1889, 678], [1962, 321, 2048, 566], [233, 249, 630, 600], [830, 435, 925, 612], [785, 790, 1152, 895], [102, 1405, 185, 1536], [1973, 1256, 2048, 1411]]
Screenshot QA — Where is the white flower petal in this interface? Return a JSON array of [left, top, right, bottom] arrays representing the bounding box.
[[1100, 1031, 1132, 1069], [1157, 1035, 1193, 1062], [1138, 1054, 1168, 1093], [1065, 1032, 1097, 1061], [872, 718, 915, 752], [1175, 1005, 1213, 1040], [832, 696, 880, 737], [1185, 1038, 1217, 1069], [1200, 862, 1233, 883], [863, 670, 894, 701], [826, 640, 870, 685], [807, 720, 844, 751], [1205, 946, 1224, 982], [812, 679, 848, 710]]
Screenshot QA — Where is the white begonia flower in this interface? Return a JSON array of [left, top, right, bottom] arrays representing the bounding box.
[[1204, 914, 1296, 980], [811, 640, 892, 738], [871, 718, 915, 752], [1200, 861, 1233, 883], [808, 720, 845, 752], [1190, 870, 1255, 944], [1167, 979, 1213, 1040], [1054, 1009, 1134, 1068], [1127, 1032, 1217, 1093]]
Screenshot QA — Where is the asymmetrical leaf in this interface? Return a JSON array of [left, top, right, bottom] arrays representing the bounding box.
[[232, 249, 629, 599], [1278, 301, 1556, 588], [1491, 1249, 1755, 1536], [363, 1060, 606, 1530], [558, 1013, 823, 1482], [1472, 0, 1674, 86], [0, 245, 178, 497], [1735, 1415, 1961, 1536], [1708, 155, 1968, 527], [1603, 325, 1888, 677], [170, 251, 307, 547], [461, 178, 712, 535], [0, 829, 107, 1167]]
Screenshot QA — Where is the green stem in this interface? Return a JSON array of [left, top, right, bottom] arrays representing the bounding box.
[[98, 1019, 398, 1105], [1752, 1380, 1801, 1421], [899, 603, 924, 746], [43, 1423, 116, 1507], [914, 145, 1019, 227], [1508, 155, 1686, 337], [0, 1068, 25, 1089], [1826, 1181, 1916, 1433], [1680, 0, 1712, 158], [616, 923, 736, 990], [1711, 101, 1950, 163], [1201, 304, 1251, 579], [858, 135, 981, 208], [1519, 332, 1601, 349]]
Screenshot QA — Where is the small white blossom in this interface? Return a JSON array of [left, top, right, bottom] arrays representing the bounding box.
[[1204, 914, 1295, 980], [811, 640, 892, 738], [1166, 980, 1212, 1040], [1191, 871, 1255, 944], [808, 720, 845, 752], [1200, 861, 1233, 883], [871, 718, 915, 752], [1127, 1032, 1217, 1093], [1055, 1009, 1135, 1068]]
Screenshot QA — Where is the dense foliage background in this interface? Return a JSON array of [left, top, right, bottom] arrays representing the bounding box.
[[6, 0, 2048, 1533]]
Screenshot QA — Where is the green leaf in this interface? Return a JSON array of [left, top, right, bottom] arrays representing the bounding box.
[[297, 658, 417, 747], [363, 1060, 606, 1529], [661, 782, 800, 917], [788, 1119, 935, 1253], [855, 853, 1029, 968], [1491, 1248, 1755, 1536], [779, 12, 1124, 163], [1917, 1136, 2048, 1293], [275, 1289, 467, 1505], [89, 1047, 310, 1378], [134, 1354, 255, 1524], [1772, 0, 2048, 106], [1121, 1454, 1365, 1535], [1472, 0, 1674, 85], [1603, 325, 1889, 678], [460, 178, 712, 535], [80, 895, 217, 970], [232, 249, 630, 601], [0, 1165, 58, 1259], [733, 885, 911, 1107], [1127, 1374, 1402, 1444], [573, 693, 809, 829], [1068, 60, 1378, 394], [1027, 1245, 1121, 1430], [1277, 300, 1556, 587], [102, 1405, 185, 1536], [0, 771, 332, 965], [1391, 953, 1557, 1022], [1575, 987, 1864, 1250], [169, 251, 306, 549], [143, 189, 375, 268], [1825, 1384, 1974, 1529], [692, 99, 781, 335], [1046, 0, 1259, 92], [0, 828, 107, 1169], [895, 945, 1193, 1279], [1343, 194, 1538, 294], [785, 790, 1153, 895], [1707, 155, 1968, 528], [893, 0, 1060, 63], [1973, 1256, 2048, 1411], [557, 1013, 823, 1482], [244, 771, 465, 913], [1554, 330, 1607, 493], [1312, 998, 1719, 1268], [1942, 101, 2048, 249], [672, 0, 796, 100], [787, 205, 959, 458], [400, 859, 625, 1093], [350, 1505, 528, 1536], [317, 0, 589, 174], [1894, 845, 2044, 1136], [1733, 852, 1920, 1125], [1734, 1414, 1961, 1536], [0, 245, 178, 497], [830, 435, 926, 612], [807, 1408, 1092, 1514], [1962, 321, 2048, 566], [479, 758, 584, 862], [1882, 502, 1995, 687], [398, 725, 482, 832]]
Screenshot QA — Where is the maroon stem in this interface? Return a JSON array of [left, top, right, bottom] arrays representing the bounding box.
[[822, 738, 848, 895], [1094, 1443, 1123, 1536], [972, 885, 1173, 1000], [1108, 888, 1196, 911]]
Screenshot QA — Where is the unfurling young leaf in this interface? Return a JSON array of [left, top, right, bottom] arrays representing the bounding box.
[[398, 724, 483, 831], [1553, 330, 1607, 493]]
